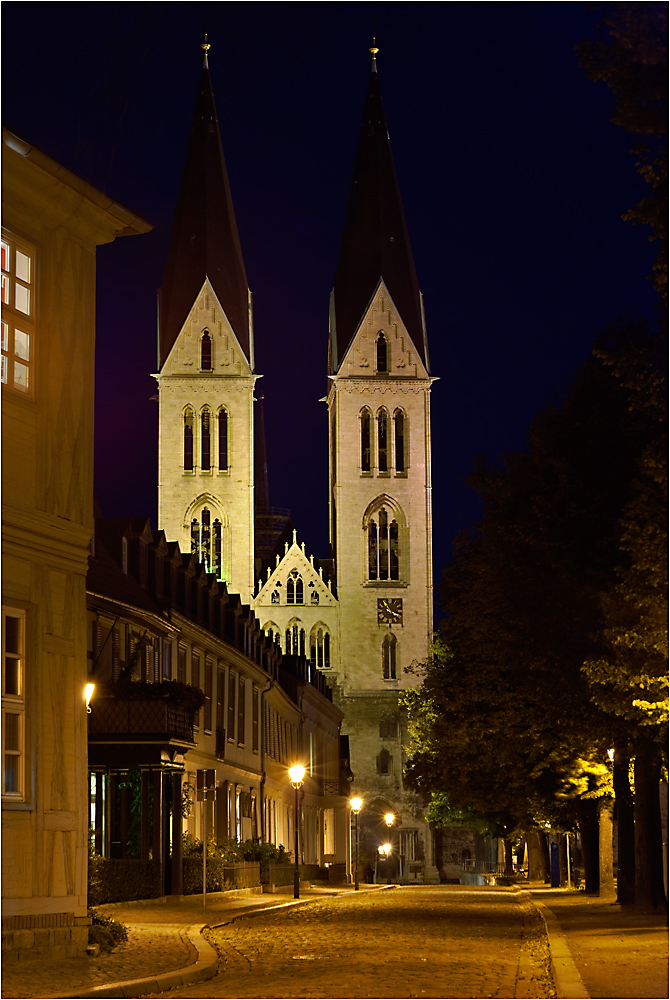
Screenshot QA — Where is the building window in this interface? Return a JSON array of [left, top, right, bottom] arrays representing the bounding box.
[[360, 408, 372, 473], [218, 409, 229, 471], [2, 608, 25, 800], [1, 234, 34, 395], [189, 505, 224, 578], [252, 685, 259, 753], [178, 644, 187, 684], [394, 409, 406, 473], [382, 634, 397, 679], [377, 409, 389, 473], [204, 658, 213, 732], [309, 625, 331, 670], [380, 716, 397, 739], [367, 505, 400, 581], [377, 748, 392, 775], [184, 407, 194, 471], [238, 676, 246, 746], [285, 621, 305, 656], [201, 409, 211, 471], [376, 331, 388, 373], [227, 672, 236, 742], [286, 570, 303, 605], [201, 330, 212, 370]]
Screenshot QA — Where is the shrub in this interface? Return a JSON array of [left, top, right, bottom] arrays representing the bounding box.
[[88, 909, 128, 951], [88, 856, 162, 906]]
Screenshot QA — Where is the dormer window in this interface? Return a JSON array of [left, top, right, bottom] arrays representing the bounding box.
[[376, 332, 388, 372], [201, 330, 212, 370]]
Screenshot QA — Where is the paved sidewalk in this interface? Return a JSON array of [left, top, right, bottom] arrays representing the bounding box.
[[1, 883, 667, 999], [529, 886, 668, 1000], [1, 886, 360, 1000]]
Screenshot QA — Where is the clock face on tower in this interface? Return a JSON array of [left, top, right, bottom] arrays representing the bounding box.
[[377, 598, 403, 626]]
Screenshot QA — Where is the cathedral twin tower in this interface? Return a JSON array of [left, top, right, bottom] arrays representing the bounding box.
[[156, 45, 435, 864]]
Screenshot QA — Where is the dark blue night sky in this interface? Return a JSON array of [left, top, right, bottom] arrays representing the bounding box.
[[1, 3, 657, 586]]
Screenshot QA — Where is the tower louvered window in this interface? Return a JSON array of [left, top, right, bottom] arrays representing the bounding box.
[[184, 408, 194, 471], [378, 410, 389, 472], [376, 331, 387, 372], [394, 410, 405, 472], [218, 409, 229, 470], [201, 330, 212, 370], [361, 409, 372, 472], [368, 507, 400, 581], [382, 634, 397, 679], [190, 506, 223, 577], [201, 409, 211, 470]]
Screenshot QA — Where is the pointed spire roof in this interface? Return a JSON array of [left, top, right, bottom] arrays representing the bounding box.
[[330, 52, 427, 373], [159, 44, 251, 368]]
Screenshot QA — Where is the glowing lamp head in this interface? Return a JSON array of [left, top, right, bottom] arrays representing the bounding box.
[[288, 765, 306, 786], [382, 843, 391, 856], [85, 683, 95, 713], [384, 812, 395, 827], [350, 796, 363, 814]]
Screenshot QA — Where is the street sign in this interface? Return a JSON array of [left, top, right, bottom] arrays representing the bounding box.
[[196, 768, 216, 801]]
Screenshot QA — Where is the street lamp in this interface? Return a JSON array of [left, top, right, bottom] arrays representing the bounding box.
[[384, 813, 395, 883], [350, 796, 363, 891], [288, 765, 305, 899], [381, 842, 391, 884]]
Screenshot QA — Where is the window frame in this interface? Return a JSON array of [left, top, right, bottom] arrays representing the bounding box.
[[2, 607, 26, 802], [1, 231, 35, 398]]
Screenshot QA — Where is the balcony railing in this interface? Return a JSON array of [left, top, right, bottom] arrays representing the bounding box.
[[88, 698, 194, 743]]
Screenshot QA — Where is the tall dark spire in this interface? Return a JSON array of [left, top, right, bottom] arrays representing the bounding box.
[[159, 44, 250, 368], [330, 52, 427, 373]]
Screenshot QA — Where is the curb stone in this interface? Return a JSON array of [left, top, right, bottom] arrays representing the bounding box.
[[41, 924, 217, 1000], [34, 882, 396, 1000], [519, 890, 590, 999]]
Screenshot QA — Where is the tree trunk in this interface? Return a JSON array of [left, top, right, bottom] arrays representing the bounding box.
[[634, 737, 667, 912], [527, 829, 548, 881], [503, 839, 514, 874], [578, 798, 600, 893], [614, 746, 635, 905], [598, 797, 616, 898]]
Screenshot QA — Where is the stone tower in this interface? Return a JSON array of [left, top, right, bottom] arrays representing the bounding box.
[[155, 45, 255, 603], [327, 50, 437, 877]]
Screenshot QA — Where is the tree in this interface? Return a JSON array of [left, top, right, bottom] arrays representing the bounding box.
[[404, 320, 666, 898], [577, 3, 668, 300]]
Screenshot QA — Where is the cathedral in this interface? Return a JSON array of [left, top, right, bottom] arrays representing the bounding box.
[[155, 41, 440, 880]]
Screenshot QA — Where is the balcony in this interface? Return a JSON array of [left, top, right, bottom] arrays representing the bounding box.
[[88, 698, 194, 744]]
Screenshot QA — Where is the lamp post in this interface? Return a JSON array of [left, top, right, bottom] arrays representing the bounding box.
[[350, 796, 362, 890], [289, 765, 305, 899], [381, 842, 391, 883], [384, 812, 395, 883]]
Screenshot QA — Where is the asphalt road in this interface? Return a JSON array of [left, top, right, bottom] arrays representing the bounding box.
[[147, 885, 556, 999]]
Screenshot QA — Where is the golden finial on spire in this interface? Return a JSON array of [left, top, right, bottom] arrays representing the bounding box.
[[201, 31, 211, 68], [369, 36, 379, 72]]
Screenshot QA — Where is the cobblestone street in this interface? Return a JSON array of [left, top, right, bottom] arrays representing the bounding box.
[[148, 886, 555, 999]]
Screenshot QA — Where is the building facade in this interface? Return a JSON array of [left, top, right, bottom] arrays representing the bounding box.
[[1, 129, 150, 960]]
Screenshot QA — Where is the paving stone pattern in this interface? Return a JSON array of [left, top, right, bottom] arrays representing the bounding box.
[[2, 923, 193, 1000], [151, 886, 555, 999]]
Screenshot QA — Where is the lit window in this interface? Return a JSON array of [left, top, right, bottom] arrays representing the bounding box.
[[2, 608, 25, 800], [1, 233, 34, 396]]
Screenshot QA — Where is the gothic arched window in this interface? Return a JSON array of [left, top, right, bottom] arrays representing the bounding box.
[[187, 502, 226, 579], [201, 330, 212, 370], [382, 634, 397, 679], [376, 332, 388, 372], [218, 408, 229, 471], [377, 409, 389, 473], [310, 625, 332, 670], [377, 748, 392, 775], [366, 502, 402, 582], [360, 408, 372, 473], [184, 407, 194, 471], [287, 570, 303, 605], [201, 409, 211, 471], [394, 409, 406, 473]]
